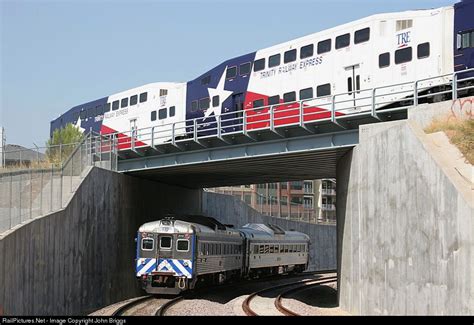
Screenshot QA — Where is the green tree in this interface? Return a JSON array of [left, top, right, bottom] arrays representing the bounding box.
[[46, 123, 84, 165]]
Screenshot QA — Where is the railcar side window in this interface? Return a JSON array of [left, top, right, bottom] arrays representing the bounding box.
[[139, 92, 148, 103], [191, 100, 198, 112], [254, 58, 265, 72], [354, 27, 370, 44], [201, 75, 211, 85], [87, 107, 94, 118], [299, 87, 313, 100], [130, 95, 138, 106], [269, 54, 281, 68], [177, 240, 189, 252], [253, 99, 265, 109], [104, 103, 111, 113], [160, 236, 172, 249], [121, 98, 128, 108], [253, 246, 258, 254], [417, 42, 430, 59], [268, 95, 280, 106], [283, 91, 296, 103], [379, 52, 390, 68], [316, 83, 331, 97], [300, 44, 314, 59], [141, 238, 154, 251], [151, 111, 157, 121], [336, 33, 350, 49], [317, 39, 331, 54], [80, 110, 86, 119], [226, 66, 237, 79], [169, 106, 175, 117], [240, 62, 252, 75], [158, 108, 167, 120], [112, 100, 119, 111], [284, 49, 297, 63], [199, 98, 210, 110], [95, 105, 102, 116], [212, 96, 220, 107], [395, 47, 412, 64]]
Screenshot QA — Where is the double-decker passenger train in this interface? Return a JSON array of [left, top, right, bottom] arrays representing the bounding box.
[[50, 1, 474, 148], [135, 215, 310, 294]]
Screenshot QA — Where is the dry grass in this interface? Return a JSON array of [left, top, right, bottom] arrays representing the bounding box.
[[424, 116, 474, 165]]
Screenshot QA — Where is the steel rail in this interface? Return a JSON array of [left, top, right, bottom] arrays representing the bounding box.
[[111, 295, 155, 316]]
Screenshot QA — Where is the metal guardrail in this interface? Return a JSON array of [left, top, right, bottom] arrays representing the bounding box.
[[90, 68, 474, 155]]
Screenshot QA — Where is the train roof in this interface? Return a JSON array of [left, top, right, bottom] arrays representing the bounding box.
[[238, 224, 310, 241], [138, 215, 241, 235]]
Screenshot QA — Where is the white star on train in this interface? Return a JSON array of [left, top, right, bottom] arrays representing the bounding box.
[[204, 67, 233, 119], [75, 117, 86, 133]]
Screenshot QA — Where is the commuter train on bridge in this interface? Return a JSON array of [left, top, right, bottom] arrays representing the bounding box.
[[50, 1, 474, 147], [135, 215, 310, 294]]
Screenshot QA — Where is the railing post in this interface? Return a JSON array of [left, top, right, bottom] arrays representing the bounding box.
[[270, 105, 274, 131], [40, 169, 43, 215], [452, 72, 458, 100], [414, 81, 419, 106], [59, 143, 62, 166], [29, 169, 32, 220], [151, 127, 155, 148], [299, 101, 304, 127], [70, 149, 74, 193], [9, 173, 12, 229], [50, 164, 53, 212], [99, 136, 102, 163], [371, 88, 377, 117], [331, 95, 336, 123], [243, 110, 247, 135], [172, 123, 176, 147], [18, 173, 22, 223], [217, 115, 221, 138], [193, 119, 198, 142], [59, 164, 63, 208]]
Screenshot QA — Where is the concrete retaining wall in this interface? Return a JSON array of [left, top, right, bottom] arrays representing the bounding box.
[[202, 192, 336, 271], [0, 167, 201, 316], [336, 116, 473, 315]]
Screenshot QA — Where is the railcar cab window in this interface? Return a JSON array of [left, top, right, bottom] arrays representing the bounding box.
[[283, 91, 296, 103], [112, 100, 119, 111], [284, 49, 297, 63], [417, 42, 430, 59], [299, 87, 313, 100], [151, 111, 157, 121], [317, 39, 331, 54], [336, 33, 350, 49], [226, 66, 237, 79], [317, 83, 331, 97], [176, 239, 189, 252], [212, 96, 220, 107], [269, 54, 281, 68], [191, 100, 198, 112], [121, 98, 128, 108], [199, 98, 210, 110], [253, 99, 265, 110], [379, 52, 390, 68], [395, 47, 412, 64], [268, 95, 280, 106], [201, 75, 211, 85], [253, 58, 265, 72], [240, 62, 251, 75], [130, 95, 138, 106], [95, 105, 102, 116], [169, 106, 176, 117], [160, 236, 172, 250], [300, 44, 314, 59], [354, 27, 370, 44], [141, 238, 154, 251], [139, 92, 148, 103], [158, 108, 167, 120], [104, 103, 111, 113], [458, 30, 474, 49]]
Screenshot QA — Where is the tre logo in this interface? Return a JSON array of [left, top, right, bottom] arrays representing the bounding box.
[[397, 31, 411, 47]]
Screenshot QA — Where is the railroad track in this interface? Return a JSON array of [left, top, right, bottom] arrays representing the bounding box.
[[112, 295, 156, 316], [242, 274, 337, 316]]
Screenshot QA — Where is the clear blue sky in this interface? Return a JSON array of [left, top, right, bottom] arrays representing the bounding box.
[[1, 0, 454, 147]]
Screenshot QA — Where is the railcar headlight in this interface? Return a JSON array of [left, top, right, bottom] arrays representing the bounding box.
[[183, 262, 188, 267]]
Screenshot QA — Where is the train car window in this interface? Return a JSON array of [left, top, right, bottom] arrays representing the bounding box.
[[226, 66, 237, 79], [104, 103, 111, 113], [299, 87, 313, 100], [199, 98, 210, 110], [459, 31, 474, 49], [160, 89, 168, 96], [169, 106, 175, 117], [379, 52, 390, 68], [141, 238, 154, 251], [253, 99, 265, 109], [112, 100, 120, 111], [316, 84, 331, 97], [259, 245, 265, 254], [191, 100, 198, 112], [158, 108, 167, 120], [212, 95, 220, 107], [139, 92, 148, 103], [160, 236, 172, 250], [356, 75, 361, 93], [254, 58, 265, 72], [336, 33, 350, 49], [80, 110, 86, 119], [95, 105, 102, 116], [284, 49, 297, 63], [121, 98, 128, 108], [268, 95, 280, 106], [264, 245, 269, 254], [269, 54, 281, 68], [253, 245, 258, 254], [87, 107, 94, 118], [317, 39, 331, 54], [395, 47, 412, 64], [354, 27, 370, 44], [417, 42, 430, 59], [240, 62, 252, 75], [73, 111, 80, 121], [284, 245, 289, 253], [300, 44, 314, 59], [201, 75, 211, 85], [283, 91, 296, 103], [130, 95, 138, 106]]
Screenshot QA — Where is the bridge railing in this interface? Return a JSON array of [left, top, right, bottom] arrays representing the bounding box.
[[96, 68, 473, 156]]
